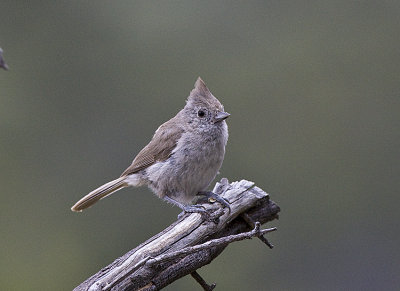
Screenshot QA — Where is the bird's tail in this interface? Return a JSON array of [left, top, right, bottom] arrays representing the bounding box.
[[71, 177, 128, 212]]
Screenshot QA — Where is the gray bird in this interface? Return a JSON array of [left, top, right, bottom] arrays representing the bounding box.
[[71, 78, 230, 215]]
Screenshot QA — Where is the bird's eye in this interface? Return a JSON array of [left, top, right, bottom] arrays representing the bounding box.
[[197, 110, 205, 117]]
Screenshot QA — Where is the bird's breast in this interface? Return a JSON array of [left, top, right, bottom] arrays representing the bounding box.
[[146, 130, 227, 203]]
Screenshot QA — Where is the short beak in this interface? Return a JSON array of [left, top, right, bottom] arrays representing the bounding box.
[[215, 111, 230, 123]]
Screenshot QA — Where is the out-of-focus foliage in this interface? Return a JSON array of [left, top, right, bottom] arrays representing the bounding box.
[[1, 1, 399, 290]]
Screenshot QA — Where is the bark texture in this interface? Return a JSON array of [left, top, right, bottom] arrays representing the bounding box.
[[73, 178, 280, 291]]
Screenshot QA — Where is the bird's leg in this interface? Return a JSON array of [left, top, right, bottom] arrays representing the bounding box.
[[197, 191, 231, 213], [163, 195, 209, 219]]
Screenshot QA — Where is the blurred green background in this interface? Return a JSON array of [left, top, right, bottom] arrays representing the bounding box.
[[1, 1, 399, 290]]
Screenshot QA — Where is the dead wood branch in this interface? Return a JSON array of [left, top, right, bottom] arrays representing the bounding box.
[[74, 178, 280, 291]]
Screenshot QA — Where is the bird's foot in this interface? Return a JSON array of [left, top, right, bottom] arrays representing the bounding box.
[[163, 195, 210, 219], [197, 191, 231, 213], [178, 204, 209, 219]]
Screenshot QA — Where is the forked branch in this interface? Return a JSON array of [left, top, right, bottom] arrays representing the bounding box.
[[74, 178, 280, 291]]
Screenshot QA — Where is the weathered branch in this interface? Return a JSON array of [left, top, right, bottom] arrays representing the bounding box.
[[146, 222, 276, 267], [74, 178, 280, 291]]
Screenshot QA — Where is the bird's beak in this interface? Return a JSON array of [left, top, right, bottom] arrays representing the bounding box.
[[215, 111, 230, 123]]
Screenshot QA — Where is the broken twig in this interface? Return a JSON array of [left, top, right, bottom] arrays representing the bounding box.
[[0, 48, 9, 70]]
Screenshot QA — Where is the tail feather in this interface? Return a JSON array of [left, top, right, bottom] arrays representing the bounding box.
[[71, 177, 128, 212]]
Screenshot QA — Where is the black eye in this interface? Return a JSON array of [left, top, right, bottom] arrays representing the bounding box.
[[197, 110, 205, 117]]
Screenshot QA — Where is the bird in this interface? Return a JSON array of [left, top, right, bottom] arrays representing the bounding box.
[[71, 77, 230, 215]]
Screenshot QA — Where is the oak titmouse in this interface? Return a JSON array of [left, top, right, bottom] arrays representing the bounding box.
[[71, 77, 230, 214]]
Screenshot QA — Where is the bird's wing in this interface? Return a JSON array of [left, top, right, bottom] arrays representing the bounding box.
[[120, 117, 184, 176]]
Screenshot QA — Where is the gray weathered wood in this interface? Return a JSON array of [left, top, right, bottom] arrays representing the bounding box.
[[74, 178, 280, 291]]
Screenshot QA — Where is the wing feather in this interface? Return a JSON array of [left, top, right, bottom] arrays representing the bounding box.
[[120, 116, 184, 176]]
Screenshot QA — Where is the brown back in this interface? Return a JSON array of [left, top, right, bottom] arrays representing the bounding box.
[[120, 115, 184, 176]]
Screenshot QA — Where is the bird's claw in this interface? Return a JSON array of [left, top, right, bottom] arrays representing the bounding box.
[[197, 191, 231, 213], [178, 204, 209, 219]]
